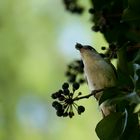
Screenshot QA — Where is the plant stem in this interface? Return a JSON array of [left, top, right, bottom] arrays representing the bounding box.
[[73, 89, 104, 101]]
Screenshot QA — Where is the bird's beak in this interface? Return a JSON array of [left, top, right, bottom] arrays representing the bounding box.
[[75, 43, 83, 51]]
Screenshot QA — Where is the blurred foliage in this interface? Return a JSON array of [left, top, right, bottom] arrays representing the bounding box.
[[0, 0, 110, 140]]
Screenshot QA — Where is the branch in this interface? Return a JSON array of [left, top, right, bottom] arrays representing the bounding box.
[[73, 89, 104, 101]]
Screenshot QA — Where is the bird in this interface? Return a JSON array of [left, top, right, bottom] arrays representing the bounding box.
[[75, 43, 117, 116]]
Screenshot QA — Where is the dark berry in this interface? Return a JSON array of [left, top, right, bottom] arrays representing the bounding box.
[[58, 90, 63, 94], [91, 25, 100, 32], [101, 46, 106, 50], [65, 71, 71, 76], [56, 109, 64, 117], [63, 89, 70, 95], [75, 60, 81, 64], [79, 61, 84, 68], [76, 7, 84, 14], [52, 101, 59, 108], [78, 92, 82, 96], [100, 25, 107, 33], [89, 8, 95, 14], [52, 102, 62, 111], [109, 43, 116, 50], [73, 65, 79, 71], [79, 79, 85, 84], [51, 91, 61, 99], [51, 93, 58, 99], [62, 82, 69, 89], [69, 112, 74, 118], [69, 74, 76, 83], [58, 95, 65, 101], [78, 106, 85, 115], [68, 64, 72, 69], [73, 82, 80, 90], [63, 112, 68, 117]]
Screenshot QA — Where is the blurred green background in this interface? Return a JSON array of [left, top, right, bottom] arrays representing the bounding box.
[[0, 0, 108, 140]]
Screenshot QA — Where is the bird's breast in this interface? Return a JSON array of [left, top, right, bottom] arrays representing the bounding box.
[[84, 60, 116, 91]]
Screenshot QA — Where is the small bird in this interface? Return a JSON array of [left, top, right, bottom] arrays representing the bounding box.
[[75, 43, 117, 116]]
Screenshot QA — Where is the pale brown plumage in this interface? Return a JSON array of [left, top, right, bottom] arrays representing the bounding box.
[[76, 43, 117, 116]]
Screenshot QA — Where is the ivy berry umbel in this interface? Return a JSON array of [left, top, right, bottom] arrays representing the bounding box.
[[51, 82, 85, 118], [63, 0, 84, 14], [65, 60, 85, 84], [51, 43, 118, 118]]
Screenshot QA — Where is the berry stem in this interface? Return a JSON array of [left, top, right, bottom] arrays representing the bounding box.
[[73, 89, 104, 101]]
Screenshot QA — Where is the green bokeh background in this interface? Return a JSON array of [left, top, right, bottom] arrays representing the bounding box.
[[0, 0, 108, 140]]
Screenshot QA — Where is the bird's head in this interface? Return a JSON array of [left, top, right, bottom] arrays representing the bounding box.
[[75, 43, 101, 61]]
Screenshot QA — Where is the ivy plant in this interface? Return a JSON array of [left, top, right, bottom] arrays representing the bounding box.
[[51, 0, 140, 139]]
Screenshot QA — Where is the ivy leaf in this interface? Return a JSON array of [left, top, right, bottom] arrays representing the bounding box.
[[126, 29, 140, 42], [122, 0, 140, 40], [91, 0, 113, 11], [99, 87, 121, 105], [123, 8, 140, 24], [128, 0, 140, 13], [108, 91, 140, 105], [95, 111, 128, 140], [123, 0, 140, 24]]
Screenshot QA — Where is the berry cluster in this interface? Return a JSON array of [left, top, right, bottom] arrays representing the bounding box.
[[99, 43, 118, 60], [52, 82, 85, 118], [65, 60, 85, 84], [103, 43, 118, 59], [88, 3, 126, 35], [63, 0, 84, 14], [89, 7, 112, 33]]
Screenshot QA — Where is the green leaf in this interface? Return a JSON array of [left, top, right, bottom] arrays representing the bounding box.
[[91, 0, 113, 10], [99, 87, 121, 105], [108, 91, 140, 105], [126, 31, 140, 42], [95, 112, 127, 140], [123, 8, 140, 24], [123, 0, 140, 25], [128, 0, 140, 12], [121, 113, 140, 140]]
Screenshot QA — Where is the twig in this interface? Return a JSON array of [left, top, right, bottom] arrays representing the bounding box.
[[73, 89, 104, 101]]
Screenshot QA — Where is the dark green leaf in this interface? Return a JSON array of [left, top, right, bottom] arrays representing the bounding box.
[[91, 0, 113, 11], [99, 87, 121, 105], [125, 28, 140, 42], [123, 8, 140, 24], [121, 113, 140, 140], [123, 0, 140, 25], [95, 112, 127, 140], [108, 91, 140, 105], [128, 0, 140, 13]]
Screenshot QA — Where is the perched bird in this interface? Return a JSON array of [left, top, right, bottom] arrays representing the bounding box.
[[75, 43, 117, 116]]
